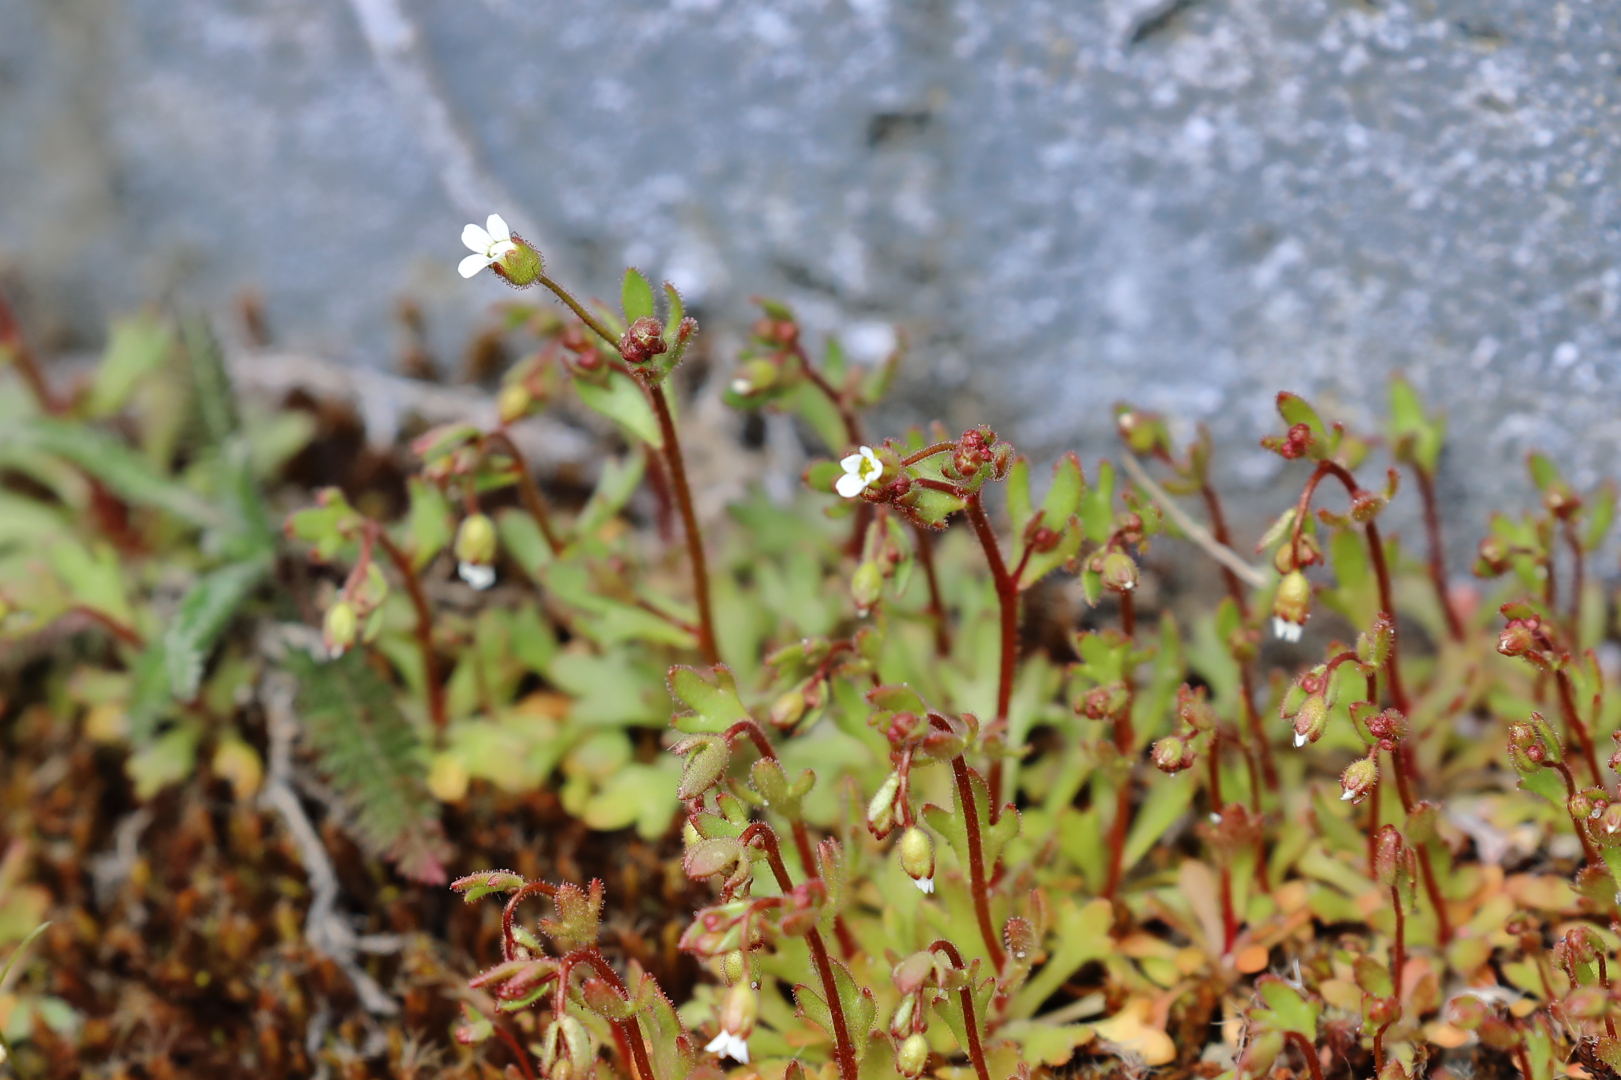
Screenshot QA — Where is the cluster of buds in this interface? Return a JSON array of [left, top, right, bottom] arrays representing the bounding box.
[[1279, 663, 1334, 748], [1506, 714, 1559, 775], [726, 306, 803, 402], [1261, 421, 1316, 460], [1362, 706, 1409, 754], [1151, 684, 1216, 774], [940, 425, 1014, 493], [1496, 606, 1561, 671], [618, 316, 668, 365]]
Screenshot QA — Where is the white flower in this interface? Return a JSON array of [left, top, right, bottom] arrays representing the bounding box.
[[836, 446, 884, 499], [912, 875, 934, 895], [1271, 616, 1303, 643], [1294, 731, 1308, 748], [458, 561, 496, 590], [704, 1030, 750, 1065], [1339, 787, 1357, 801], [458, 213, 519, 279]]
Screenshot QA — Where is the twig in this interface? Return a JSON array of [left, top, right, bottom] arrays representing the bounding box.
[[1119, 452, 1267, 589]]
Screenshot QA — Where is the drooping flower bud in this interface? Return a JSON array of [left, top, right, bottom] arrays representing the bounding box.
[[497, 381, 533, 425], [896, 1032, 930, 1078], [323, 600, 358, 658], [1152, 736, 1192, 774], [1340, 756, 1379, 805], [866, 772, 901, 838], [1473, 535, 1510, 577], [704, 981, 758, 1064], [1291, 694, 1329, 748], [1272, 569, 1310, 642], [897, 826, 935, 894], [455, 512, 498, 590], [1100, 551, 1138, 593], [1497, 617, 1538, 657], [852, 560, 884, 614], [538, 1014, 593, 1080]]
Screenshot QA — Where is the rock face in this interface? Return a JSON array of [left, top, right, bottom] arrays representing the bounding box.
[[3, 0, 1619, 550]]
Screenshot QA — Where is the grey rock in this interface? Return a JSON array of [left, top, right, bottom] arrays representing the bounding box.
[[3, 0, 1620, 564]]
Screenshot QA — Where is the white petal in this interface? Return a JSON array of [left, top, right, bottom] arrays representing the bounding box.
[[730, 377, 752, 396], [1293, 732, 1307, 748], [458, 562, 497, 590], [459, 253, 491, 279], [463, 222, 493, 253], [861, 447, 882, 469], [705, 1032, 749, 1064], [840, 453, 866, 472], [835, 472, 866, 499], [1340, 789, 1356, 801], [486, 213, 511, 242], [913, 876, 934, 894], [488, 239, 518, 259]]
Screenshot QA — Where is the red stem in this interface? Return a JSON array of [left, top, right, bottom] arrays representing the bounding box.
[[902, 442, 956, 467], [1390, 883, 1406, 1006], [1554, 668, 1603, 787], [1414, 467, 1464, 641], [494, 1022, 540, 1080], [929, 940, 993, 1080], [1551, 758, 1601, 866], [1282, 1031, 1326, 1080], [571, 949, 657, 1080], [964, 492, 1017, 812], [0, 291, 65, 415], [1239, 668, 1278, 792], [742, 824, 858, 1080], [372, 528, 448, 732], [927, 717, 1006, 971], [1567, 521, 1585, 638], [645, 382, 719, 665], [482, 429, 563, 555]]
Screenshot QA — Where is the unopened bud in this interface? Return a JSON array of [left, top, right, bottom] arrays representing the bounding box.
[[323, 600, 357, 658], [1152, 736, 1191, 774], [852, 560, 883, 613], [1176, 684, 1215, 732], [867, 772, 901, 838], [455, 512, 497, 567], [1497, 618, 1538, 658], [897, 827, 935, 893], [1292, 694, 1329, 748], [1100, 551, 1138, 593], [1474, 535, 1510, 577], [770, 681, 810, 730], [497, 382, 533, 425], [1272, 570, 1310, 642], [619, 316, 668, 365], [896, 1032, 930, 1078], [539, 1015, 593, 1080], [728, 358, 778, 398], [1340, 757, 1379, 805]]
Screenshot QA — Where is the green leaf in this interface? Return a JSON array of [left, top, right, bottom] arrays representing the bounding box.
[[403, 478, 452, 571], [662, 282, 685, 338], [127, 722, 202, 799], [1388, 375, 1441, 474], [667, 665, 750, 733], [1587, 480, 1617, 552], [621, 268, 656, 323], [47, 537, 134, 627], [1121, 771, 1196, 870], [164, 556, 270, 699], [576, 451, 647, 538], [85, 314, 172, 417], [1528, 451, 1561, 493], [1005, 457, 1033, 534], [574, 372, 662, 449], [1008, 898, 1112, 1019], [1276, 392, 1328, 446], [2, 418, 223, 529], [1077, 460, 1115, 543], [181, 318, 239, 447], [1040, 452, 1085, 523], [287, 649, 449, 884], [1254, 975, 1320, 1038]]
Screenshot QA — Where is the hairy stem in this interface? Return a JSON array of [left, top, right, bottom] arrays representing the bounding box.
[[1389, 743, 1453, 944], [1390, 883, 1406, 1007], [1554, 669, 1603, 787], [926, 716, 1006, 970], [482, 429, 563, 555], [930, 940, 993, 1080], [572, 949, 657, 1080], [1414, 466, 1464, 641], [964, 491, 1017, 811], [1282, 1031, 1326, 1080], [372, 528, 447, 732], [743, 825, 858, 1080], [645, 382, 719, 665]]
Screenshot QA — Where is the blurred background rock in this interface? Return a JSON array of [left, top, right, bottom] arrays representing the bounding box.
[[3, 0, 1619, 558]]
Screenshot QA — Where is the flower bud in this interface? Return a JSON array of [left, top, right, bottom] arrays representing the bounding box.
[[1372, 825, 1405, 886], [770, 680, 811, 730], [455, 512, 497, 567], [497, 381, 533, 425], [1292, 694, 1329, 748], [1176, 684, 1215, 732], [1564, 986, 1610, 1019], [1152, 736, 1192, 774], [1272, 570, 1310, 642], [728, 358, 778, 398], [896, 1032, 930, 1078], [897, 827, 935, 893], [1602, 803, 1621, 837], [719, 981, 758, 1041], [323, 600, 358, 658], [1100, 551, 1138, 593], [866, 772, 901, 838], [619, 316, 668, 365], [888, 993, 917, 1039], [1497, 618, 1538, 657], [1349, 490, 1387, 523], [1340, 757, 1378, 805], [1114, 407, 1169, 457], [538, 1014, 593, 1080], [852, 559, 884, 614]]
